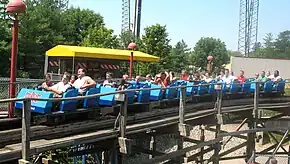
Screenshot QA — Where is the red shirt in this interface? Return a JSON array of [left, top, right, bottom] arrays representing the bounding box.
[[180, 75, 188, 81], [237, 76, 246, 83]]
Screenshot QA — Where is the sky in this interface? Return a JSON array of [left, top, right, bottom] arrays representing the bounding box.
[[68, 0, 290, 51]]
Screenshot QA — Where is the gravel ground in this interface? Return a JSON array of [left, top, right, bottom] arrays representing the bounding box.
[[126, 123, 290, 164]]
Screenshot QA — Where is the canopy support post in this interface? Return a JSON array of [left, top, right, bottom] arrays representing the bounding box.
[[72, 56, 75, 74], [44, 55, 48, 75]]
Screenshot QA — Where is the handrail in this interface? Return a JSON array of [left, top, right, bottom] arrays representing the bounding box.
[[0, 80, 284, 103], [0, 80, 287, 103]]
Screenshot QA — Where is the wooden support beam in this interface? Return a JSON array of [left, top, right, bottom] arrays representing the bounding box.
[[186, 147, 214, 163], [140, 138, 221, 164], [219, 142, 247, 158], [199, 125, 205, 163], [260, 124, 288, 153], [18, 159, 32, 164], [149, 135, 156, 159], [206, 127, 247, 140], [178, 123, 192, 137], [223, 118, 247, 148], [22, 100, 31, 161], [178, 87, 186, 163], [42, 158, 56, 164], [259, 137, 290, 154], [118, 137, 132, 154], [183, 136, 202, 144], [213, 87, 222, 164]]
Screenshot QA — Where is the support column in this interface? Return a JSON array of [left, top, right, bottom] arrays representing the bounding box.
[[198, 125, 205, 164], [246, 82, 259, 162], [178, 86, 186, 163], [149, 134, 156, 159], [118, 94, 129, 164], [213, 84, 222, 164]]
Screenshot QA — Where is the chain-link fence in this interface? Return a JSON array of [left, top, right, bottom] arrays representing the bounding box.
[[0, 78, 43, 113]]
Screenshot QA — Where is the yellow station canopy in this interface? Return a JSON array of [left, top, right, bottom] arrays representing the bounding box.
[[46, 45, 160, 62]]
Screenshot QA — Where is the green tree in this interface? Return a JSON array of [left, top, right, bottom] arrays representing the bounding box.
[[81, 26, 119, 48], [0, 19, 10, 76], [191, 37, 229, 72], [61, 7, 105, 45], [169, 40, 191, 73], [263, 33, 274, 49], [18, 0, 66, 77], [274, 30, 290, 54], [138, 24, 171, 74], [119, 30, 135, 49]]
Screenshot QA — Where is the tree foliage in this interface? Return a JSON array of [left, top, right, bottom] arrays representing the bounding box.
[[138, 24, 171, 75], [191, 37, 229, 72], [168, 40, 191, 73]]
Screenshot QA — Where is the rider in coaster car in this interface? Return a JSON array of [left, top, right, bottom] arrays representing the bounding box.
[[44, 73, 73, 97], [103, 72, 117, 88], [73, 68, 96, 96], [37, 73, 54, 90]]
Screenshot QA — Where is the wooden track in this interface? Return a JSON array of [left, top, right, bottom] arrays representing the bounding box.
[[0, 96, 290, 162]]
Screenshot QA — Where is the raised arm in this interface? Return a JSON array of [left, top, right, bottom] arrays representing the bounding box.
[[81, 76, 96, 89]]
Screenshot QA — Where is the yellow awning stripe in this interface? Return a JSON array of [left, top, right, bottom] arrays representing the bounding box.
[[45, 45, 160, 62]]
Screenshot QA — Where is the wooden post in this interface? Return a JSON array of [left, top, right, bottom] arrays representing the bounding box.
[[118, 94, 129, 164], [246, 82, 259, 162], [120, 94, 128, 138], [20, 100, 31, 163], [199, 125, 205, 164], [149, 134, 156, 159], [178, 87, 186, 162], [213, 84, 222, 164], [288, 145, 290, 164]]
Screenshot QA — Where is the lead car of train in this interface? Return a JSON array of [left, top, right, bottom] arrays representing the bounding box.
[[14, 79, 286, 115]]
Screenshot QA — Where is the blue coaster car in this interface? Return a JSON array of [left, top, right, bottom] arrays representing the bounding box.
[[197, 81, 207, 95], [59, 89, 79, 112], [137, 84, 151, 103], [15, 88, 54, 114], [83, 88, 100, 109], [99, 87, 117, 106], [165, 83, 178, 99], [149, 84, 163, 101]]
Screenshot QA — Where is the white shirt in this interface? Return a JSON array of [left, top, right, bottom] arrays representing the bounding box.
[[73, 77, 86, 93], [51, 82, 71, 93], [269, 75, 282, 82], [222, 75, 234, 84]]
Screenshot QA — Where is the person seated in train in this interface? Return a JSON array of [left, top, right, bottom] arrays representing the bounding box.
[[222, 69, 234, 86], [253, 73, 259, 81], [70, 74, 76, 85], [270, 70, 282, 83], [180, 70, 188, 81], [145, 74, 154, 83], [237, 70, 246, 84], [216, 71, 225, 80], [39, 73, 54, 90], [122, 74, 129, 81], [258, 71, 268, 82], [203, 72, 212, 83], [44, 73, 72, 97], [187, 71, 194, 81], [134, 76, 143, 88], [102, 72, 117, 88], [118, 79, 131, 90], [154, 72, 169, 88], [73, 68, 96, 95]]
